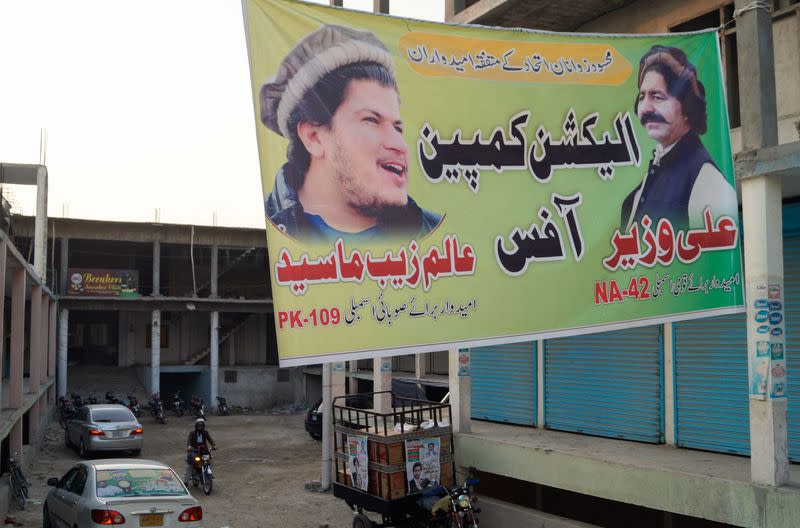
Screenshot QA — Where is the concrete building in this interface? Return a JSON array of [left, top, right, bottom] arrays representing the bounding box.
[[439, 1, 800, 527], [8, 215, 307, 411], [0, 163, 56, 516]]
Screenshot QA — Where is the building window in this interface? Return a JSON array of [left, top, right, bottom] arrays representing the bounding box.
[[670, 4, 740, 128], [146, 324, 169, 348]]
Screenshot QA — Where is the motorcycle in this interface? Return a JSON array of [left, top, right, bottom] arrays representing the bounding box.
[[70, 392, 84, 409], [105, 391, 122, 405], [172, 390, 185, 416], [420, 474, 481, 528], [216, 397, 230, 416], [190, 395, 206, 420], [85, 391, 99, 405], [188, 447, 214, 495], [125, 392, 142, 417], [149, 393, 166, 424], [58, 397, 77, 429]]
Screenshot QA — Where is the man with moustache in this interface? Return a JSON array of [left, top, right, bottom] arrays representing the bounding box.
[[260, 25, 441, 244], [620, 45, 737, 232]]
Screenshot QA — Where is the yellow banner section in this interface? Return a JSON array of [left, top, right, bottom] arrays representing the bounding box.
[[400, 32, 632, 85]]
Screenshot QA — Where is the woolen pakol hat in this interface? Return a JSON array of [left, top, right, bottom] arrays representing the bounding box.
[[260, 24, 396, 138]]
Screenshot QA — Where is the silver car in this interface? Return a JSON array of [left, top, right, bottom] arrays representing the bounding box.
[[65, 404, 144, 458], [44, 459, 202, 527]]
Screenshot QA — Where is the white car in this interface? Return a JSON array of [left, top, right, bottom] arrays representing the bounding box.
[[43, 459, 202, 527], [65, 404, 144, 458]]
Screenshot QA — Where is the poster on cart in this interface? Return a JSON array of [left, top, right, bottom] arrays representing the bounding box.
[[347, 434, 369, 491], [405, 437, 439, 493]]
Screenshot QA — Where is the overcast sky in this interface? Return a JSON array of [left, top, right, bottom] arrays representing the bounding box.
[[0, 0, 444, 227]]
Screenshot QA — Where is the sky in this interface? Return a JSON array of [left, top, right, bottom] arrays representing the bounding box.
[[0, 0, 444, 228]]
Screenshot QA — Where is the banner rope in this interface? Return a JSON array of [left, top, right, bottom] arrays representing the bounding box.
[[720, 1, 773, 30]]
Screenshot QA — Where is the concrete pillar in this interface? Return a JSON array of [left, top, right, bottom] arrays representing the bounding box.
[[28, 400, 39, 442], [332, 361, 346, 401], [735, 0, 786, 487], [0, 240, 6, 407], [445, 0, 465, 20], [10, 268, 26, 408], [9, 422, 23, 465], [348, 361, 358, 394], [663, 324, 676, 446], [59, 237, 68, 295], [151, 310, 161, 395], [210, 311, 219, 409], [40, 291, 49, 387], [373, 357, 392, 412], [415, 353, 429, 380], [58, 308, 68, 397], [34, 165, 48, 281], [448, 348, 471, 433], [152, 240, 160, 296], [373, 0, 389, 14], [210, 245, 218, 298], [29, 285, 42, 392]]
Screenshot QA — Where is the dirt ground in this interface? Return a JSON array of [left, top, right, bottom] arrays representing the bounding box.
[[12, 413, 361, 528]]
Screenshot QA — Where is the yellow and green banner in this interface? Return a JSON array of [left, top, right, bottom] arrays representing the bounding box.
[[243, 0, 744, 366]]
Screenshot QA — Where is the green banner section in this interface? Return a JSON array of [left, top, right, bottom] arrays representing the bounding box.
[[243, 0, 743, 366]]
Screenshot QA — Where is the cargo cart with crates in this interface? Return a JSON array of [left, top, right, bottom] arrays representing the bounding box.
[[332, 391, 456, 528]]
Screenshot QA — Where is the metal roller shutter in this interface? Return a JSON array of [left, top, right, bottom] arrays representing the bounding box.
[[471, 342, 536, 426], [674, 313, 749, 455], [674, 235, 800, 460], [544, 326, 662, 443], [784, 237, 800, 460]]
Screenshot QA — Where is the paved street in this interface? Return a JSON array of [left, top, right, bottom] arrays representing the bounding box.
[[12, 413, 357, 527]]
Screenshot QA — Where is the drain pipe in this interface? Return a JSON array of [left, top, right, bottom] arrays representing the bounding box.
[[321, 362, 332, 490]]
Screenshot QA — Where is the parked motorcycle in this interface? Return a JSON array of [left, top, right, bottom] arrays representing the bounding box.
[[58, 397, 77, 429], [188, 447, 214, 495], [216, 397, 230, 416], [420, 474, 481, 528], [85, 391, 99, 405], [190, 395, 206, 420], [105, 391, 122, 405], [70, 392, 84, 409], [126, 392, 142, 417], [172, 390, 185, 416], [149, 393, 166, 424]]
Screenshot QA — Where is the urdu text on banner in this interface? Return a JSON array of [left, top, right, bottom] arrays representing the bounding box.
[[242, 0, 744, 367]]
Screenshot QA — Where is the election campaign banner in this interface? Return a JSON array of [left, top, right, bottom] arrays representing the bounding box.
[[242, 0, 744, 366]]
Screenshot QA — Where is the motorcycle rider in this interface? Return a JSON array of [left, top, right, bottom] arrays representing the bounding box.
[[183, 418, 217, 485]]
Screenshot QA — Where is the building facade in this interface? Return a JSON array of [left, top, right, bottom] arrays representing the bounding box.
[[443, 1, 800, 527]]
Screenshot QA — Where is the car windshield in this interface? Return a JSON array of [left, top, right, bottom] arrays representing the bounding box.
[[92, 409, 136, 423], [96, 469, 185, 497]]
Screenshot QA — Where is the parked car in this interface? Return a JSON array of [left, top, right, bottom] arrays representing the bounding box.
[[43, 459, 202, 527], [65, 404, 144, 458]]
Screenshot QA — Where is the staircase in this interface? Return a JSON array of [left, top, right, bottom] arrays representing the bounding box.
[[184, 313, 253, 365], [194, 247, 258, 297]]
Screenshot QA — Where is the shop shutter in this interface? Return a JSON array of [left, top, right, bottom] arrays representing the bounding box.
[[471, 342, 536, 425], [673, 235, 800, 460], [544, 326, 662, 443], [784, 237, 800, 460], [674, 313, 749, 455]]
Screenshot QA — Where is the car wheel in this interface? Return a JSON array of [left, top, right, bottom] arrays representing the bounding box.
[[79, 438, 89, 458], [42, 504, 53, 528]]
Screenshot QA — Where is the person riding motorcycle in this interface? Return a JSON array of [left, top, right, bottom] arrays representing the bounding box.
[[183, 418, 217, 485]]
